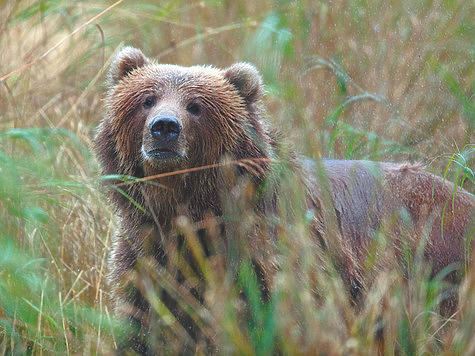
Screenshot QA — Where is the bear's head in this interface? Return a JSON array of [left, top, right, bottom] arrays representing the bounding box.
[[97, 46, 273, 180]]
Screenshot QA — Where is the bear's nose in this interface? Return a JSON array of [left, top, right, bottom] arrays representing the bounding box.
[[149, 116, 182, 139]]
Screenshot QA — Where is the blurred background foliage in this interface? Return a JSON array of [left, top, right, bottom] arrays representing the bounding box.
[[0, 0, 474, 354]]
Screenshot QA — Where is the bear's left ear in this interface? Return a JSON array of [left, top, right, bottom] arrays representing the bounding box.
[[108, 46, 149, 86], [224, 63, 263, 104]]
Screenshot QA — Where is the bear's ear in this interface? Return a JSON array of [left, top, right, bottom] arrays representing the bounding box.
[[224, 63, 263, 104], [108, 46, 149, 85]]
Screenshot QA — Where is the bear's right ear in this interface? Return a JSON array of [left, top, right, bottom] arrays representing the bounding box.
[[108, 47, 148, 85]]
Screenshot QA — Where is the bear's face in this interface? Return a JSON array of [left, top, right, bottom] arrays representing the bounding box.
[[103, 47, 266, 177]]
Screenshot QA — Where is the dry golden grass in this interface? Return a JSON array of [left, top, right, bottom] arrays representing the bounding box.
[[0, 0, 473, 354]]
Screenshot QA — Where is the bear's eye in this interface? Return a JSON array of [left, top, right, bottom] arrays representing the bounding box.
[[187, 102, 201, 116], [143, 96, 156, 109]]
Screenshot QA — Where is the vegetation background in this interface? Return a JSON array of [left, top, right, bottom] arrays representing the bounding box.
[[0, 0, 474, 354]]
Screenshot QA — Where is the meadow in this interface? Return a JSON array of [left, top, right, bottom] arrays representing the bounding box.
[[0, 0, 474, 354]]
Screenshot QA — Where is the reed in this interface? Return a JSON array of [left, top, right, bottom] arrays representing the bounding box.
[[0, 0, 473, 354]]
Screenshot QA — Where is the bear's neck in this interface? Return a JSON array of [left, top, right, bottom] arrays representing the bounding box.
[[118, 159, 273, 233], [119, 167, 222, 227]]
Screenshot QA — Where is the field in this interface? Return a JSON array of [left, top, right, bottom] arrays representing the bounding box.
[[1, 0, 474, 354]]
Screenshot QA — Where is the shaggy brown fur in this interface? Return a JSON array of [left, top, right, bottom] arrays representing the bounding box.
[[94, 47, 475, 354]]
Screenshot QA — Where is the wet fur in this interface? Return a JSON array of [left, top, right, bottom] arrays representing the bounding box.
[[95, 47, 475, 354]]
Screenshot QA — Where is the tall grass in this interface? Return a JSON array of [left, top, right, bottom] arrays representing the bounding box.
[[1, 0, 474, 354]]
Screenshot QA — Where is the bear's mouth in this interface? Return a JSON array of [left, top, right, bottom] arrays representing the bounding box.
[[144, 147, 183, 161]]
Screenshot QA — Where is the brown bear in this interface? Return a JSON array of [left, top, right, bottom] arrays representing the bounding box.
[[94, 46, 475, 354]]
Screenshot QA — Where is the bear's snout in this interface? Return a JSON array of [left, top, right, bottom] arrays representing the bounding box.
[[142, 114, 185, 162], [149, 116, 182, 139]]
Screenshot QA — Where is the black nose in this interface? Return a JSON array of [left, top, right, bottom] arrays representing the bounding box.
[[149, 116, 182, 138]]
